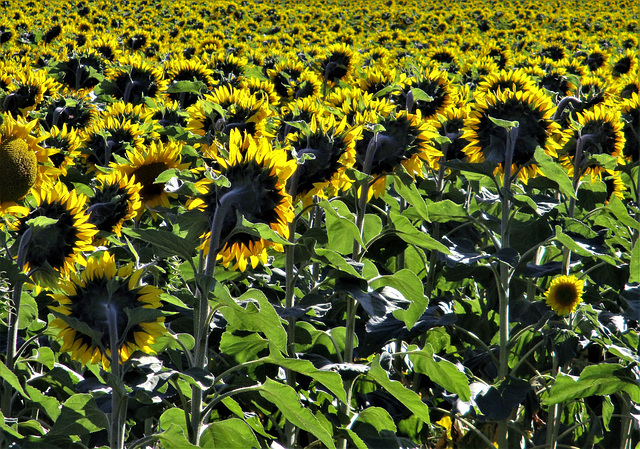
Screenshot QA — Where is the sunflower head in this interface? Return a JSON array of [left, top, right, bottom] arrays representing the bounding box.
[[187, 129, 295, 271], [544, 275, 584, 316], [88, 171, 143, 236], [49, 251, 165, 367]]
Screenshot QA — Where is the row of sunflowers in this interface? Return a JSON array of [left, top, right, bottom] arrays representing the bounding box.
[[1, 0, 639, 447]]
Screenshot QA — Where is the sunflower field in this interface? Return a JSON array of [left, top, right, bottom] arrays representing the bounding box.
[[0, 0, 639, 447]]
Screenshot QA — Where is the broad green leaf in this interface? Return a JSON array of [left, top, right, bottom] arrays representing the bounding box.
[[157, 424, 198, 449], [236, 289, 288, 354], [534, 147, 576, 199], [265, 351, 347, 403], [392, 170, 430, 221], [425, 199, 467, 222], [554, 227, 597, 257], [544, 363, 640, 405], [367, 355, 431, 425], [410, 87, 434, 103], [18, 292, 37, 330], [0, 411, 22, 438], [363, 214, 383, 247], [199, 419, 260, 449], [354, 406, 397, 433], [630, 239, 640, 284], [319, 199, 365, 255], [371, 269, 427, 330], [389, 210, 449, 253], [488, 116, 519, 129], [0, 358, 29, 399], [408, 345, 471, 401], [122, 228, 196, 261], [25, 385, 60, 421], [314, 248, 364, 279], [259, 378, 336, 449], [221, 397, 272, 439], [49, 394, 109, 436], [166, 80, 208, 94], [239, 216, 292, 246], [606, 195, 640, 232], [220, 332, 268, 363]]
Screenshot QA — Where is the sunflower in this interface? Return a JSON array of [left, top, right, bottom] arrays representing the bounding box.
[[277, 96, 324, 141], [326, 87, 396, 126], [48, 50, 105, 95], [462, 88, 563, 183], [544, 275, 584, 316], [11, 182, 97, 282], [620, 92, 640, 162], [267, 58, 307, 101], [186, 85, 271, 145], [164, 57, 215, 108], [105, 54, 168, 105], [239, 77, 281, 107], [475, 69, 537, 98], [39, 123, 83, 177], [558, 104, 626, 181], [433, 106, 471, 161], [395, 67, 454, 120], [80, 116, 146, 168], [610, 49, 638, 78], [39, 95, 96, 132], [88, 171, 143, 237], [0, 69, 60, 116], [205, 52, 248, 85], [186, 129, 295, 271], [115, 140, 189, 217], [613, 73, 640, 100], [286, 115, 360, 205], [0, 113, 54, 214], [49, 251, 165, 367], [354, 110, 441, 197], [358, 66, 405, 97]]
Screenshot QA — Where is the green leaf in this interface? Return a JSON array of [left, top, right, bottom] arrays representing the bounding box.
[[25, 385, 60, 421], [220, 397, 272, 439], [220, 332, 268, 363], [488, 116, 519, 129], [444, 159, 499, 177], [544, 363, 640, 405], [554, 226, 596, 257], [0, 410, 22, 439], [408, 345, 471, 401], [0, 359, 29, 399], [49, 394, 109, 436], [232, 289, 287, 355], [265, 351, 347, 403], [389, 210, 449, 253], [319, 199, 365, 255], [26, 216, 58, 229], [392, 170, 430, 221], [367, 355, 431, 425], [630, 239, 640, 284], [371, 269, 427, 330], [122, 228, 197, 261], [410, 87, 434, 103], [606, 195, 640, 232], [259, 378, 336, 449], [199, 418, 260, 449], [362, 214, 383, 247], [157, 424, 198, 449], [534, 147, 576, 199], [314, 248, 364, 279], [354, 406, 397, 433], [426, 199, 467, 222], [239, 216, 292, 246], [18, 292, 37, 330], [166, 80, 208, 94]]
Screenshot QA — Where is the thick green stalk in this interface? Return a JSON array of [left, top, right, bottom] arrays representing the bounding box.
[[425, 145, 448, 296], [107, 303, 126, 449], [562, 136, 587, 275], [497, 125, 518, 449]]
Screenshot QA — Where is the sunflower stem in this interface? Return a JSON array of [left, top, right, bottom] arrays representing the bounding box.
[[562, 135, 585, 275], [546, 347, 560, 449], [106, 303, 126, 449], [284, 166, 301, 449], [425, 144, 448, 297], [497, 124, 518, 449]]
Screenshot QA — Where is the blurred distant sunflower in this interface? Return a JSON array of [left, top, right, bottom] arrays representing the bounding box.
[[267, 58, 307, 101], [11, 183, 97, 282], [277, 96, 324, 141], [462, 88, 563, 183], [613, 74, 640, 100], [475, 69, 537, 98], [240, 77, 281, 107], [544, 275, 583, 316], [358, 66, 402, 96], [286, 115, 360, 204], [186, 129, 295, 271], [88, 171, 143, 236], [115, 140, 188, 217], [293, 70, 323, 100], [538, 67, 576, 98], [620, 92, 640, 162], [88, 35, 122, 62], [105, 54, 167, 105], [0, 114, 53, 214], [583, 48, 609, 72], [326, 87, 395, 126], [559, 104, 626, 180], [205, 52, 248, 85], [611, 49, 638, 78], [460, 56, 500, 90], [354, 110, 441, 197], [49, 251, 165, 367]]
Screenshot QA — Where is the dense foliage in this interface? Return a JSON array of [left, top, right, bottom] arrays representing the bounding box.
[[0, 0, 639, 448]]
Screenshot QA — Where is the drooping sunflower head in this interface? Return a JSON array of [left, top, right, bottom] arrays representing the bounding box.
[[559, 104, 626, 180], [164, 57, 216, 108], [115, 140, 189, 217], [544, 274, 584, 316], [0, 68, 60, 116], [475, 69, 537, 98], [354, 110, 441, 197], [318, 43, 356, 86], [613, 73, 640, 100], [396, 67, 454, 120], [620, 92, 640, 162], [358, 66, 403, 96], [610, 48, 638, 78], [49, 251, 165, 367], [433, 106, 471, 161], [278, 96, 324, 141], [105, 54, 168, 105], [266, 57, 307, 101], [204, 51, 248, 85], [88, 171, 143, 237], [80, 116, 146, 169], [462, 88, 563, 183], [286, 115, 360, 205], [39, 95, 96, 132], [12, 182, 97, 281], [48, 50, 105, 96], [239, 77, 281, 108], [187, 129, 295, 271]]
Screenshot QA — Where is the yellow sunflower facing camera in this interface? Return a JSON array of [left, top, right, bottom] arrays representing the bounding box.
[[544, 275, 584, 316]]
